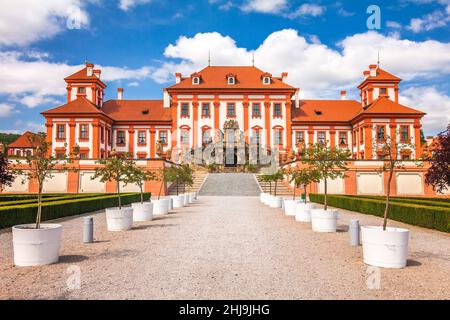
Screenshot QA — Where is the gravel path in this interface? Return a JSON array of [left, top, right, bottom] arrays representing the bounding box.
[[199, 173, 261, 196], [0, 196, 449, 300]]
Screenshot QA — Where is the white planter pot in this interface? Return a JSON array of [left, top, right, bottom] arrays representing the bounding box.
[[283, 200, 298, 216], [295, 203, 316, 222], [106, 207, 133, 231], [183, 193, 189, 206], [172, 195, 185, 208], [311, 209, 339, 232], [131, 202, 153, 222], [260, 193, 266, 203], [153, 199, 170, 215], [188, 192, 195, 203], [361, 226, 410, 269], [263, 194, 272, 205], [168, 197, 173, 210], [269, 196, 282, 208], [12, 224, 62, 267]]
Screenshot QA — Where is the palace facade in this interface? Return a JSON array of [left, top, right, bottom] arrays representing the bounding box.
[[41, 62, 425, 161]]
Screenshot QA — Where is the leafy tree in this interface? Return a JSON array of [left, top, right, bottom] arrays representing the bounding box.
[[0, 154, 14, 191], [14, 134, 69, 229], [260, 174, 272, 194], [289, 168, 320, 203], [270, 170, 284, 197], [92, 151, 134, 209], [180, 164, 194, 193], [163, 166, 180, 196], [425, 124, 450, 194], [303, 143, 350, 210], [127, 165, 157, 203], [372, 132, 416, 230]]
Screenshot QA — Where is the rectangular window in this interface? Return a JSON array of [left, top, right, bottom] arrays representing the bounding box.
[[360, 128, 364, 143], [79, 152, 88, 159], [107, 130, 111, 146], [181, 103, 189, 117], [318, 131, 326, 144], [159, 131, 168, 145], [380, 88, 387, 95], [296, 131, 304, 144], [100, 126, 104, 143], [400, 125, 409, 143], [181, 130, 189, 145], [116, 131, 125, 145], [56, 152, 65, 159], [138, 131, 146, 145], [402, 154, 410, 160], [57, 125, 65, 139], [377, 126, 385, 142], [339, 132, 347, 145], [77, 87, 85, 94], [202, 130, 211, 144], [227, 103, 235, 117], [274, 129, 283, 145], [252, 103, 261, 117], [79, 124, 89, 140], [15, 150, 21, 156], [274, 103, 282, 118], [253, 130, 261, 144], [202, 103, 210, 117]]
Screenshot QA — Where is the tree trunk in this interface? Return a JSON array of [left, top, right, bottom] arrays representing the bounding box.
[[176, 178, 179, 196], [292, 183, 296, 200], [274, 180, 278, 197], [140, 185, 144, 204], [384, 166, 394, 231], [158, 178, 163, 199], [269, 182, 272, 195], [324, 178, 328, 210], [117, 179, 122, 209], [36, 183, 43, 229], [304, 184, 307, 204]]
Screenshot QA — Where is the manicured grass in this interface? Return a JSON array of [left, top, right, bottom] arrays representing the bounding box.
[[310, 193, 450, 233], [0, 193, 150, 229]]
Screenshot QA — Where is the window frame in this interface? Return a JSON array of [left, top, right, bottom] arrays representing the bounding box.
[[180, 103, 190, 118], [116, 130, 126, 146], [137, 130, 147, 146], [317, 131, 326, 145], [273, 127, 283, 146], [377, 125, 386, 142], [201, 103, 211, 118], [295, 131, 305, 144], [339, 131, 347, 146], [227, 102, 236, 118], [400, 125, 410, 143], [252, 103, 261, 118], [56, 124, 65, 140], [159, 130, 168, 146], [79, 123, 89, 141], [273, 103, 282, 118]]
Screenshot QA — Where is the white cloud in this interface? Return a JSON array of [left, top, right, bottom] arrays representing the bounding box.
[[0, 51, 154, 109], [386, 21, 402, 29], [0, 104, 14, 118], [152, 30, 450, 95], [400, 87, 450, 134], [287, 3, 325, 18], [241, 0, 287, 13], [119, 0, 152, 11], [407, 9, 450, 32], [0, 0, 90, 46], [127, 82, 140, 87]]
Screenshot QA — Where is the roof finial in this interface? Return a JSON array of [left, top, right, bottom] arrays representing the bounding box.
[[208, 50, 211, 66], [252, 52, 255, 67], [377, 51, 380, 68]]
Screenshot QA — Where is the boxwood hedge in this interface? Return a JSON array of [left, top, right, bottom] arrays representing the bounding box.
[[0, 193, 150, 229], [344, 195, 450, 209], [309, 194, 450, 233], [0, 194, 105, 207]]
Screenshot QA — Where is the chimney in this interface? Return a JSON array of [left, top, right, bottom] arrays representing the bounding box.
[[175, 73, 182, 84], [86, 62, 94, 77], [93, 69, 101, 79], [369, 64, 377, 77], [340, 90, 347, 100], [281, 72, 288, 82], [117, 88, 124, 100], [363, 70, 370, 79], [295, 88, 300, 108]]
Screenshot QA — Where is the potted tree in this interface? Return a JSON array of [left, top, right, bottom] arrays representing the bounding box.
[[11, 134, 67, 266], [182, 165, 195, 203], [293, 169, 320, 222], [128, 165, 157, 222], [361, 131, 416, 268], [92, 151, 135, 231], [268, 170, 284, 208], [259, 174, 271, 204], [166, 166, 184, 208], [303, 142, 350, 232], [282, 167, 298, 216], [152, 167, 171, 215]]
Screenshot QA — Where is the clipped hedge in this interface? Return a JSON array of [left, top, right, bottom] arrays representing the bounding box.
[[345, 195, 450, 209], [310, 193, 450, 233], [0, 193, 150, 229], [0, 194, 105, 207]]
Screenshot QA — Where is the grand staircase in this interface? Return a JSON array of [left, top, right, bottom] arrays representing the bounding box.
[[255, 174, 294, 197], [167, 171, 208, 195]]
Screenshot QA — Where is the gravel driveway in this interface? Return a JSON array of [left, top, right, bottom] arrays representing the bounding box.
[[0, 196, 449, 299]]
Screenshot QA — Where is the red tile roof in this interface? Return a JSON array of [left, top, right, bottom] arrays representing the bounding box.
[[102, 100, 172, 122], [358, 97, 425, 116], [64, 67, 101, 81], [167, 66, 296, 90], [41, 97, 107, 116], [291, 100, 361, 123], [8, 131, 41, 149]]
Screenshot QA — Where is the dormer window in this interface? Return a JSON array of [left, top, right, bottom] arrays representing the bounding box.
[[227, 76, 235, 85], [263, 77, 271, 85], [192, 77, 200, 85]]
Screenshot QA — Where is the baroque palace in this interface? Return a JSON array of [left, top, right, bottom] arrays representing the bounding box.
[[41, 62, 425, 161]]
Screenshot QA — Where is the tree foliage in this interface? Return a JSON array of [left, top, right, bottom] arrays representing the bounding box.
[[127, 165, 158, 203], [425, 124, 450, 194], [288, 168, 320, 202], [0, 154, 14, 190]]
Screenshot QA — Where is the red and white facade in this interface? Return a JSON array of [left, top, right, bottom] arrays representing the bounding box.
[[41, 62, 425, 161]]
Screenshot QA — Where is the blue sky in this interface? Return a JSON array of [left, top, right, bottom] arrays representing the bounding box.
[[0, 0, 449, 135]]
